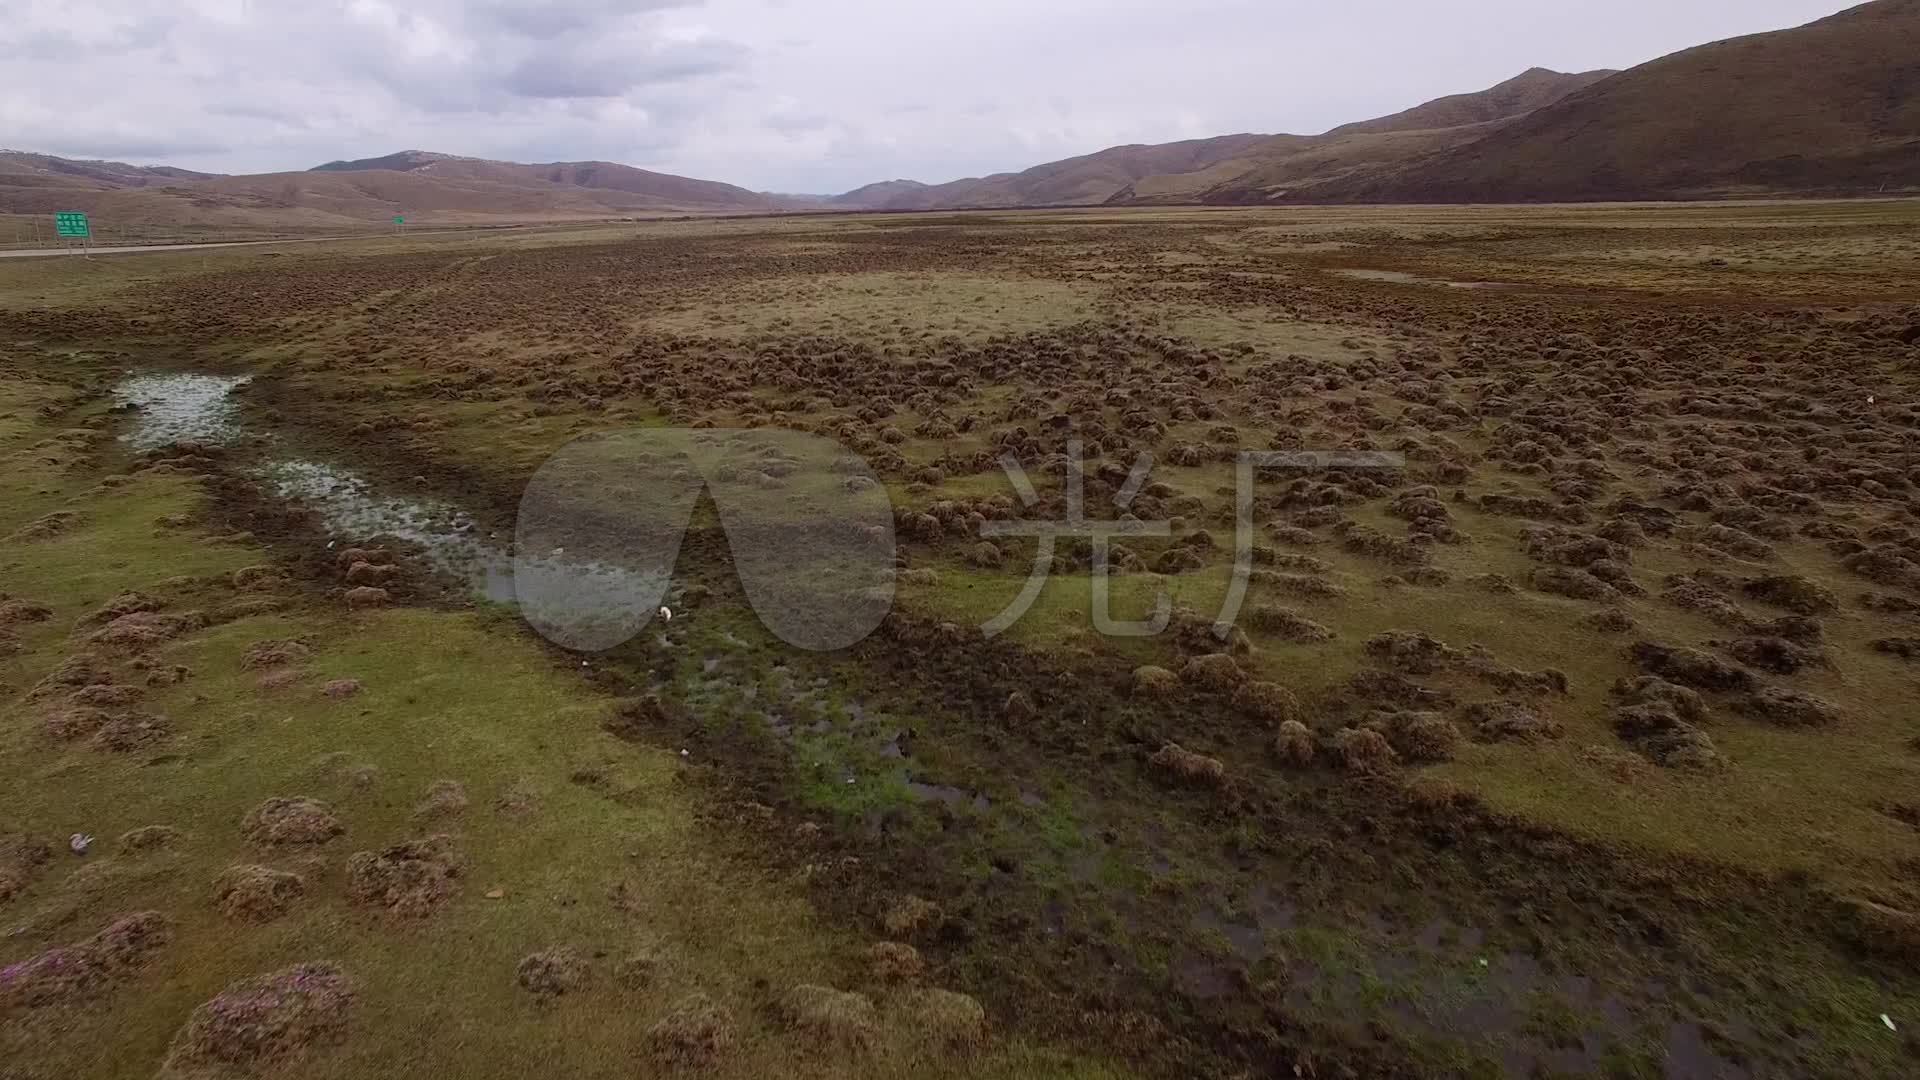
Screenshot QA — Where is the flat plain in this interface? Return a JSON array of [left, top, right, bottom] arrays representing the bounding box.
[[3, 199, 1920, 1079]]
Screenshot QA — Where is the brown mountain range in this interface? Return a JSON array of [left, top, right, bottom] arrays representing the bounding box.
[[1322, 67, 1617, 138], [1267, 0, 1920, 203], [827, 68, 1617, 210], [1130, 0, 1920, 206], [827, 133, 1279, 210], [0, 147, 786, 238], [1103, 68, 1615, 209], [2, 0, 1914, 236], [850, 1, 1920, 208]]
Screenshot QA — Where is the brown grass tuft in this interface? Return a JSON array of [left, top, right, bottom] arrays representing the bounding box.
[[1180, 653, 1245, 691], [1612, 703, 1725, 769], [1740, 574, 1838, 615], [241, 797, 343, 846], [412, 779, 469, 821], [777, 984, 879, 1050], [868, 941, 926, 984], [344, 586, 390, 609], [516, 946, 590, 996], [1462, 700, 1562, 743], [1149, 742, 1228, 787], [908, 988, 989, 1052], [614, 948, 665, 990], [241, 639, 313, 669], [1364, 631, 1458, 675], [1272, 720, 1317, 767], [645, 993, 736, 1069], [1333, 728, 1397, 773], [118, 825, 182, 852], [1230, 680, 1300, 724], [1245, 605, 1334, 642], [882, 895, 944, 939], [0, 833, 53, 902], [163, 964, 355, 1075], [1364, 710, 1461, 762], [1735, 687, 1844, 727], [214, 865, 307, 922], [0, 911, 170, 1009], [344, 835, 463, 917], [1629, 641, 1757, 692], [1130, 665, 1178, 698], [1612, 676, 1708, 722]]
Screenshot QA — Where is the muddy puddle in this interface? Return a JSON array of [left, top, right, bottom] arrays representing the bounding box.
[[113, 373, 252, 450], [113, 371, 667, 606], [1333, 268, 1522, 290]]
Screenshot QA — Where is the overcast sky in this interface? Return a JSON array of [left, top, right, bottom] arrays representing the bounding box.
[[0, 0, 1859, 193]]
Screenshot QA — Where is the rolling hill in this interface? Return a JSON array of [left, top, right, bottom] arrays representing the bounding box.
[[830, 134, 1278, 210], [855, 1, 1920, 209], [849, 68, 1612, 211], [827, 179, 932, 209], [1105, 68, 1617, 207], [3, 0, 1915, 235], [1264, 0, 1920, 202], [0, 150, 217, 187], [0, 147, 794, 238], [305, 150, 786, 211], [1322, 67, 1617, 137]]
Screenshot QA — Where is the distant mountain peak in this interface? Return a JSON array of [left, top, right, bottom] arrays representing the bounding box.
[[818, 70, 1609, 213], [827, 178, 935, 208], [0, 148, 221, 185], [1283, 0, 1920, 202], [1322, 67, 1617, 138], [310, 150, 475, 172]]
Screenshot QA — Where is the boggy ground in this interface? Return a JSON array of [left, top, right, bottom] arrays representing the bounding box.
[[3, 200, 1920, 1078], [0, 361, 1110, 1077]]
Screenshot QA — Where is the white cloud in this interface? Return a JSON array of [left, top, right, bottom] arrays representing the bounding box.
[[0, 0, 1858, 192], [0, 0, 748, 169]]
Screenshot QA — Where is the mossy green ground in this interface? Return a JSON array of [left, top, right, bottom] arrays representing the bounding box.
[[0, 372, 1127, 1079]]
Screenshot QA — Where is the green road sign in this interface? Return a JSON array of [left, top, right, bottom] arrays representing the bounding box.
[[54, 211, 90, 238], [393, 215, 405, 225]]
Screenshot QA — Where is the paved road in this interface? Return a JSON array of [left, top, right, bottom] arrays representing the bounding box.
[[0, 229, 492, 259], [0, 235, 362, 259]]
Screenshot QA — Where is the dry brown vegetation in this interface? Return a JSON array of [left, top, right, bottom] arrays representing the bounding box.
[[5, 197, 1920, 1079], [161, 964, 357, 1076]]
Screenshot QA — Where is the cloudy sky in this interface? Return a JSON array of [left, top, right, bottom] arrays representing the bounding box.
[[1, 0, 1859, 194]]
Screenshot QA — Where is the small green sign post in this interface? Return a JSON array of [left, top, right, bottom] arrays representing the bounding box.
[[393, 214, 405, 235], [53, 211, 90, 258]]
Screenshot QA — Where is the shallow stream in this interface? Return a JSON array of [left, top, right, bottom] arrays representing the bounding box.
[[113, 371, 665, 609]]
